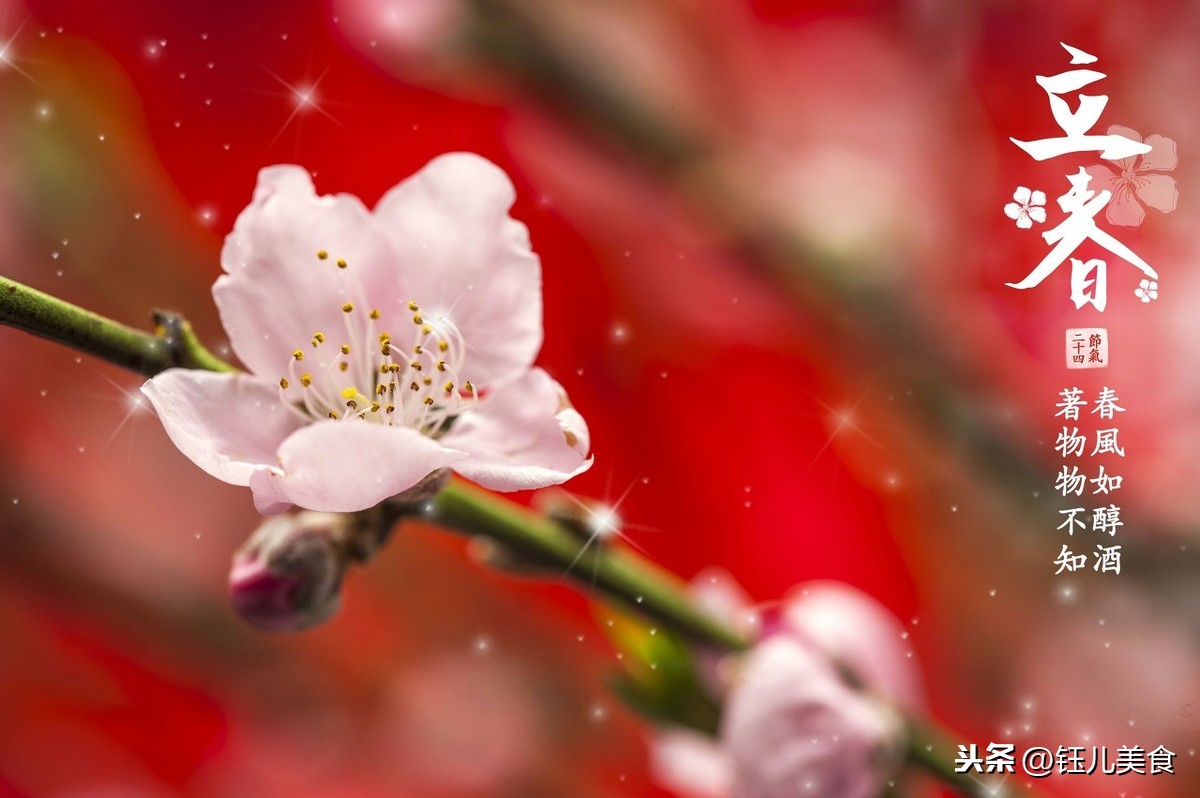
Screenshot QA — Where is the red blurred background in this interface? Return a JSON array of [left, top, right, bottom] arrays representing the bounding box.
[[2, 1, 1199, 796]]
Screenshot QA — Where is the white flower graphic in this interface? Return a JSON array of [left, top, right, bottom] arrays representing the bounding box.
[[1086, 126, 1178, 228], [1134, 279, 1159, 303], [1004, 186, 1047, 229]]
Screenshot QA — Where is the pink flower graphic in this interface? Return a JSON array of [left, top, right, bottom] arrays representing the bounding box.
[[143, 154, 591, 514], [1086, 125, 1178, 228]]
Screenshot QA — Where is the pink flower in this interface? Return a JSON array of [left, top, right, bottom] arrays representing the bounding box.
[[1085, 126, 1178, 228], [651, 580, 918, 798], [722, 636, 905, 798], [143, 154, 591, 514]]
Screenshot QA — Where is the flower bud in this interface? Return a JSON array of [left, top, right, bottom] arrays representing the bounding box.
[[721, 637, 905, 798], [229, 511, 356, 632]]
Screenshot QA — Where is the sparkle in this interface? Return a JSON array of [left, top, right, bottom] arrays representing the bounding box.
[[0, 17, 40, 85], [260, 65, 346, 147]]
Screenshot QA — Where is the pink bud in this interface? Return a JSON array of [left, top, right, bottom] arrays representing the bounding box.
[[782, 581, 923, 712], [228, 511, 349, 632], [721, 637, 905, 798]]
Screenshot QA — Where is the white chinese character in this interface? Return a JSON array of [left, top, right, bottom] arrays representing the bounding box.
[[1091, 387, 1125, 419], [955, 743, 985, 774], [1058, 508, 1086, 535], [1054, 544, 1087, 574], [1056, 465, 1087, 496], [1090, 465, 1123, 494], [1148, 745, 1176, 775], [1094, 544, 1122, 575], [1010, 43, 1151, 161], [1092, 504, 1123, 536], [1055, 387, 1088, 420], [986, 743, 1016, 774], [1007, 169, 1158, 296], [1055, 426, 1087, 457], [1113, 745, 1146, 774], [1091, 428, 1126, 456]]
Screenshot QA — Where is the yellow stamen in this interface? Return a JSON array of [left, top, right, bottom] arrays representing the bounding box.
[[328, 410, 339, 419], [410, 382, 420, 392], [464, 381, 475, 394], [444, 381, 454, 393], [421, 325, 432, 335], [339, 362, 349, 372], [317, 250, 328, 260], [438, 340, 448, 352], [336, 258, 348, 269], [293, 349, 304, 361], [411, 361, 423, 371], [423, 397, 434, 406], [412, 314, 424, 325], [369, 309, 381, 320], [340, 344, 351, 354], [436, 361, 446, 372], [301, 373, 313, 387], [342, 303, 354, 313], [280, 378, 290, 390], [341, 387, 358, 400], [408, 301, 419, 311]]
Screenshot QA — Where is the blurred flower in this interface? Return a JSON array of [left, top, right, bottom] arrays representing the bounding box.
[[229, 510, 353, 631], [781, 581, 923, 713], [1086, 126, 1178, 228], [652, 580, 917, 798], [1003, 186, 1047, 229], [142, 154, 591, 514], [723, 635, 905, 798], [1135, 278, 1159, 303]]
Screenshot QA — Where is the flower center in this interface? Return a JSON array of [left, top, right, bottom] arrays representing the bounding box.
[[277, 251, 476, 436]]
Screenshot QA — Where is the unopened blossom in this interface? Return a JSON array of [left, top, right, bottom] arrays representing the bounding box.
[[229, 510, 351, 631], [143, 154, 591, 514], [723, 636, 906, 798], [651, 579, 919, 798], [1085, 126, 1178, 228]]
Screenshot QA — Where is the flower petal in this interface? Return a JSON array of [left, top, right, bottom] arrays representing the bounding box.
[[141, 370, 305, 486], [441, 367, 592, 491], [1012, 185, 1031, 204], [1003, 202, 1021, 221], [782, 582, 923, 713], [1136, 173, 1178, 214], [650, 729, 733, 798], [248, 420, 466, 513], [1104, 187, 1146, 227], [1140, 134, 1178, 172], [722, 638, 903, 798], [373, 153, 542, 387], [1029, 190, 1046, 207], [215, 165, 397, 379], [1027, 206, 1047, 224], [1084, 164, 1119, 195], [1015, 213, 1032, 230]]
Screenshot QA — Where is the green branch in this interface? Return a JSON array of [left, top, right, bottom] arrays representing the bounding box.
[[0, 273, 741, 650], [0, 272, 1012, 796], [0, 275, 234, 376]]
